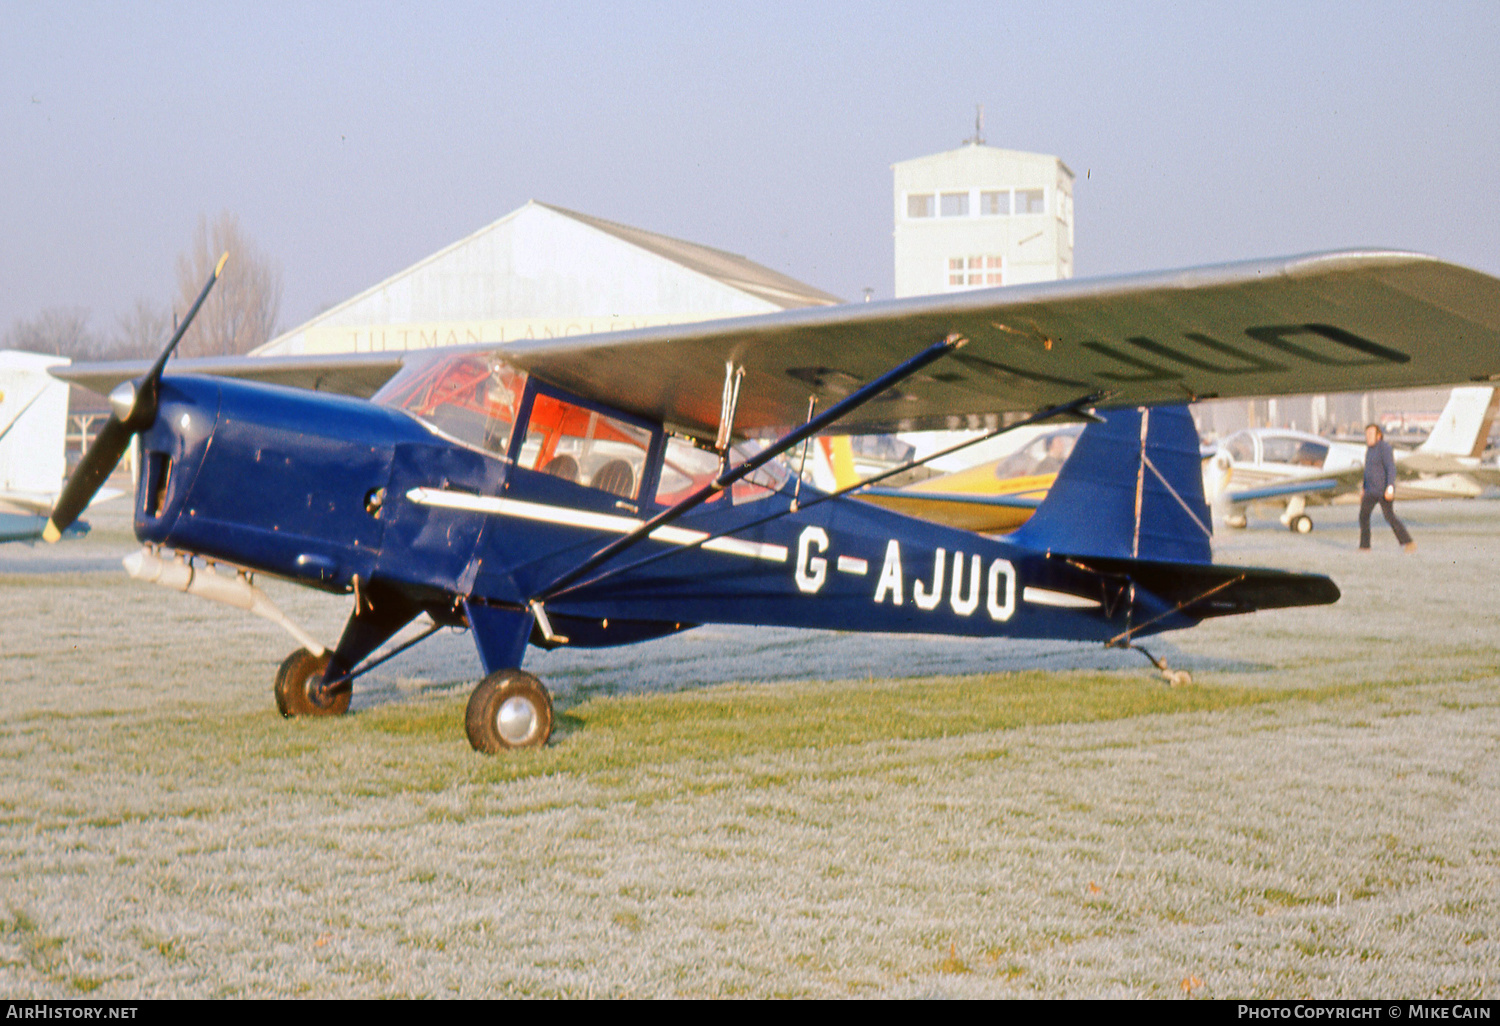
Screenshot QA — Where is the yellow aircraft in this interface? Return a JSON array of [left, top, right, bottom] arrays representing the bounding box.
[[822, 425, 1082, 534]]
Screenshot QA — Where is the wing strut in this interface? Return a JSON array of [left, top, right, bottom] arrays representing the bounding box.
[[530, 335, 968, 605], [0, 385, 52, 446], [543, 390, 1108, 603]]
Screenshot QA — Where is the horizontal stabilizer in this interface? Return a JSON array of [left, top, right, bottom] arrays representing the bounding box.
[[1066, 554, 1340, 618]]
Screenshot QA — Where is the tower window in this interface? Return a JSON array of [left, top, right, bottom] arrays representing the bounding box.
[[980, 190, 1010, 215], [1016, 188, 1046, 215], [907, 194, 935, 218], [940, 192, 969, 217]]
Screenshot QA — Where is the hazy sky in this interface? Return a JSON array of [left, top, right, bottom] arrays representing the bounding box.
[[4, 1, 1497, 338]]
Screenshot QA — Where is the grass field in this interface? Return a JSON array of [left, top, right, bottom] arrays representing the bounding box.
[[1, 498, 1497, 998]]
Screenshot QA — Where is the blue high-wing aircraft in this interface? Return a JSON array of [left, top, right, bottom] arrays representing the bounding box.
[[49, 250, 1500, 752]]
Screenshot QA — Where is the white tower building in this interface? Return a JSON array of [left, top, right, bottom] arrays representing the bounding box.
[[893, 141, 1074, 298]]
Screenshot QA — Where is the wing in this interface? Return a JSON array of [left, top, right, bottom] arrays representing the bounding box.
[[492, 250, 1500, 437], [52, 351, 407, 401], [1222, 476, 1349, 505], [54, 250, 1500, 439]]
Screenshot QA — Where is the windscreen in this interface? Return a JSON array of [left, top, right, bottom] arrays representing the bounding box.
[[373, 352, 527, 456]]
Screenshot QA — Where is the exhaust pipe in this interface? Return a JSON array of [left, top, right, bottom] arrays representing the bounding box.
[[124, 547, 327, 656]]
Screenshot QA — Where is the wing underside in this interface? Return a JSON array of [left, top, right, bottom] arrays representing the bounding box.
[[54, 251, 1500, 441]]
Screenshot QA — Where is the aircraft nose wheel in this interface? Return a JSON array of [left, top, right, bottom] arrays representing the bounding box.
[[1290, 514, 1313, 534], [274, 648, 351, 717], [465, 669, 554, 752]]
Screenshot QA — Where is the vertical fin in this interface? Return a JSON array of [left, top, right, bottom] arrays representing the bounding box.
[[1417, 386, 1497, 459], [1010, 405, 1213, 564]]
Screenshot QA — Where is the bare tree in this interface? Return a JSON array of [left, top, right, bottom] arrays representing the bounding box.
[[174, 212, 283, 357], [112, 298, 173, 360], [3, 306, 97, 358]]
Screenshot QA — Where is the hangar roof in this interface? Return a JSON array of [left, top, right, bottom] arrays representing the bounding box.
[[535, 202, 842, 310], [255, 201, 841, 357]]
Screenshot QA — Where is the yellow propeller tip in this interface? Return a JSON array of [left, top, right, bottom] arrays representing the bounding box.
[[214, 252, 229, 277], [42, 521, 62, 544]]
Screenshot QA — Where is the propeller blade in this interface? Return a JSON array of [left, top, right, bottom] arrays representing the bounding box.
[[43, 415, 132, 541], [129, 250, 229, 427], [42, 252, 228, 542]]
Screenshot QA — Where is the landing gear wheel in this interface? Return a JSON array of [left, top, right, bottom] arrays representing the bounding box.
[[1225, 513, 1247, 529], [1290, 514, 1313, 534], [274, 648, 349, 718], [465, 669, 554, 753]]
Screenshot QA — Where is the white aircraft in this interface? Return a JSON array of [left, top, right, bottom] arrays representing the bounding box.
[[0, 350, 119, 541], [1203, 386, 1500, 533]]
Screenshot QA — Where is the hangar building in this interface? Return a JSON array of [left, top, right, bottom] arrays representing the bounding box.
[[255, 201, 841, 358]]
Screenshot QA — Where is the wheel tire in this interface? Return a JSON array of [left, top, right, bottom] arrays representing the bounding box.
[[465, 669, 554, 753], [1291, 515, 1313, 534], [274, 648, 349, 718]]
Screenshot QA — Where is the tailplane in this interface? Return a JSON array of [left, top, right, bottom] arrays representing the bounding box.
[[1010, 405, 1213, 564]]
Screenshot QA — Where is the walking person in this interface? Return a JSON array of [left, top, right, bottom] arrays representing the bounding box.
[[1359, 423, 1416, 552]]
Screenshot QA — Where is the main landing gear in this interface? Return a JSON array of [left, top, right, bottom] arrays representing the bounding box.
[[1280, 495, 1313, 534], [274, 647, 351, 717], [464, 669, 554, 752], [273, 648, 556, 752]]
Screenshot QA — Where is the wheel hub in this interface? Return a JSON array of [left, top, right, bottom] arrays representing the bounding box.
[[496, 695, 537, 745]]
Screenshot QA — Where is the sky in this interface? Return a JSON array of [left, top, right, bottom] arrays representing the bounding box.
[[3, 1, 1497, 338]]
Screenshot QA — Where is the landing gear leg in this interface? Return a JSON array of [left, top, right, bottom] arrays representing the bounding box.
[[1280, 495, 1310, 533], [277, 579, 421, 718], [465, 669, 554, 752]]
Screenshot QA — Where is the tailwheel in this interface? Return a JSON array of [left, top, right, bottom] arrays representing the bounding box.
[[1137, 647, 1193, 688], [274, 648, 350, 718], [465, 669, 554, 752], [1290, 514, 1313, 534]]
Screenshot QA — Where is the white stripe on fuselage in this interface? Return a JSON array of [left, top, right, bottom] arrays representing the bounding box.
[[1021, 587, 1100, 609], [404, 488, 790, 563]]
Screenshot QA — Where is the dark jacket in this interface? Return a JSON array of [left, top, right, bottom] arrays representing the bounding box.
[[1363, 439, 1398, 495]]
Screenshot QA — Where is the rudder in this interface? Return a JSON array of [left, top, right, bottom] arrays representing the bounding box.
[[1010, 405, 1213, 564]]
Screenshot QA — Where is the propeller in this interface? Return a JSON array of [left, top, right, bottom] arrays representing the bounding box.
[[44, 252, 228, 542]]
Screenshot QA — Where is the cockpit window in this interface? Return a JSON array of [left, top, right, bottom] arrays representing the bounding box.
[[656, 437, 725, 506], [373, 353, 526, 456], [723, 439, 792, 505], [991, 426, 1082, 479], [516, 392, 653, 501], [653, 436, 790, 507], [1261, 435, 1327, 468], [1224, 431, 1256, 464]]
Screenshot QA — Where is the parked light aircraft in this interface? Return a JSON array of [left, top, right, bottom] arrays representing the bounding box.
[[828, 424, 1084, 534], [0, 350, 118, 541], [1204, 386, 1500, 532], [48, 249, 1500, 752]]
